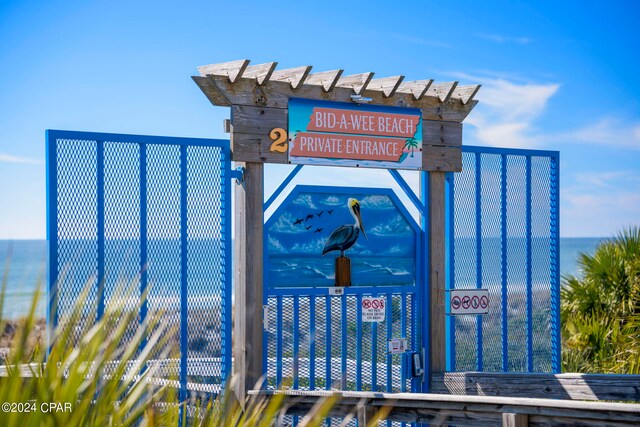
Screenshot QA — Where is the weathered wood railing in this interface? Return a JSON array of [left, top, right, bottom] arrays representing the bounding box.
[[251, 389, 640, 426], [431, 372, 640, 402]]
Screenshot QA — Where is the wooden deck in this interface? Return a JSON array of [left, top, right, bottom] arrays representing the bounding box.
[[251, 389, 640, 426]]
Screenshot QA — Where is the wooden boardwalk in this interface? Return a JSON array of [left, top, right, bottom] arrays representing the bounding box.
[[252, 389, 640, 426]]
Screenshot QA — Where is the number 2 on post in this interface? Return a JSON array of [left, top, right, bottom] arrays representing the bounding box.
[[269, 128, 288, 153]]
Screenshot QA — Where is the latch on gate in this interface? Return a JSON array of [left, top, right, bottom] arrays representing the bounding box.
[[410, 348, 425, 380]]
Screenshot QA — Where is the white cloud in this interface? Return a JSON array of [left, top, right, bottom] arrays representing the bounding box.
[[292, 194, 317, 209], [360, 195, 394, 209], [562, 190, 640, 237], [369, 215, 412, 237], [574, 170, 640, 189], [389, 33, 453, 49], [450, 72, 560, 148], [270, 212, 303, 234], [268, 236, 286, 254], [321, 196, 342, 206], [291, 238, 325, 254], [0, 153, 43, 165], [557, 118, 640, 150], [476, 33, 533, 45], [453, 73, 639, 152], [562, 171, 640, 237]]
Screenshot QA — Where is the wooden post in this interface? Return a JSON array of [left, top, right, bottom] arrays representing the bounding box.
[[233, 162, 264, 403], [503, 413, 529, 427], [335, 255, 351, 286], [429, 172, 447, 374], [356, 401, 377, 425]]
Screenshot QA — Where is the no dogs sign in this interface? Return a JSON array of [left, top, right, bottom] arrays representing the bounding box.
[[447, 289, 489, 315], [362, 296, 385, 322]]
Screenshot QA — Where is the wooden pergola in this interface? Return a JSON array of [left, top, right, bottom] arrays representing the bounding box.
[[193, 59, 480, 401]]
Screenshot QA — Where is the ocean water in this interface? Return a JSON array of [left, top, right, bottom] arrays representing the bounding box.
[[0, 238, 603, 319]]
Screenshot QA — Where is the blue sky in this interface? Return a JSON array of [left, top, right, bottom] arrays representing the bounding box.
[[1, 0, 639, 238]]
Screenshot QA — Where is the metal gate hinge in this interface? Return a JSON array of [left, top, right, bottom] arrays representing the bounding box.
[[230, 166, 244, 184]]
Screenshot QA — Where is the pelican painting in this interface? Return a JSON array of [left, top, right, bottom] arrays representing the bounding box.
[[322, 198, 367, 256], [322, 198, 367, 286]]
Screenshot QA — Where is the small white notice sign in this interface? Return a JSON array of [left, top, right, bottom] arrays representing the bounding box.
[[362, 296, 385, 322], [388, 338, 408, 354], [448, 289, 490, 315]]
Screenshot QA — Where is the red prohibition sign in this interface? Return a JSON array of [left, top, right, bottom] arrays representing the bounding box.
[[462, 296, 471, 309], [471, 296, 480, 309], [480, 295, 489, 309], [452, 296, 461, 309], [362, 300, 371, 309], [379, 300, 384, 309], [372, 300, 380, 309]]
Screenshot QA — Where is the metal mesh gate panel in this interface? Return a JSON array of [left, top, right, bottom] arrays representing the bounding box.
[[264, 185, 424, 401], [447, 146, 560, 373], [47, 130, 232, 397]]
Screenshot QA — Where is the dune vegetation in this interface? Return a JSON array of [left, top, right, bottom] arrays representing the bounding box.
[[561, 226, 640, 373]]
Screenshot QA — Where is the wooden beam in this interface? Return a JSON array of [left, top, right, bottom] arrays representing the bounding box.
[[197, 75, 477, 122], [368, 75, 405, 97], [305, 69, 344, 92], [423, 120, 463, 147], [423, 146, 462, 172], [198, 59, 249, 83], [270, 66, 312, 89], [429, 172, 447, 375], [192, 76, 231, 106], [233, 162, 264, 403], [396, 79, 434, 100], [335, 72, 374, 95], [453, 84, 481, 104], [243, 62, 278, 86], [427, 82, 459, 103]]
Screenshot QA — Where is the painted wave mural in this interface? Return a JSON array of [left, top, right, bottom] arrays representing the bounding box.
[[267, 189, 418, 288]]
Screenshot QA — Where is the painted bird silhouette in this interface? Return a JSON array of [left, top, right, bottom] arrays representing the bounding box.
[[314, 228, 323, 233], [305, 214, 314, 221], [317, 210, 324, 217], [293, 218, 304, 225], [305, 225, 312, 230]]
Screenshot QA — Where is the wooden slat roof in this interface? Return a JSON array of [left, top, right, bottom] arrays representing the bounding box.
[[193, 59, 480, 122]]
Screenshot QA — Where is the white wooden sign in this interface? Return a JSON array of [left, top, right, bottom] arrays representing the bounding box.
[[362, 296, 385, 322], [447, 289, 489, 315]]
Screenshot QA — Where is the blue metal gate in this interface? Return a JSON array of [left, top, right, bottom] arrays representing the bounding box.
[[264, 184, 426, 395], [446, 145, 560, 373], [46, 130, 233, 398]]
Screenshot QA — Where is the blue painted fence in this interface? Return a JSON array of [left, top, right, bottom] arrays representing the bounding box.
[[46, 130, 233, 399], [46, 128, 560, 417], [446, 146, 560, 373]]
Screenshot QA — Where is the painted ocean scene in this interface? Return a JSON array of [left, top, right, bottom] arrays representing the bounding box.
[[266, 188, 418, 288]]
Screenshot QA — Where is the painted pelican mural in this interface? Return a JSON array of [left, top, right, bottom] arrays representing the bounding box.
[[322, 198, 368, 286], [322, 198, 368, 256]]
